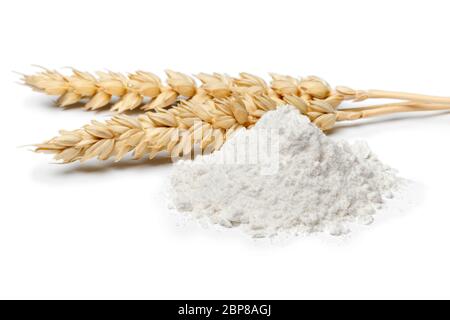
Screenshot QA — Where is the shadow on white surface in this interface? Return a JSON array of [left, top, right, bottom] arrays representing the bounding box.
[[30, 156, 173, 182]]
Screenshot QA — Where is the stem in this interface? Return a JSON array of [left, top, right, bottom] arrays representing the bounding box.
[[362, 105, 450, 118], [337, 102, 450, 121], [366, 89, 450, 105], [342, 102, 410, 112]]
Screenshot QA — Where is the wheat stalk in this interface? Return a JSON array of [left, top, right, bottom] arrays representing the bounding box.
[[25, 67, 450, 118], [27, 68, 450, 163], [336, 86, 450, 105], [35, 90, 450, 163]]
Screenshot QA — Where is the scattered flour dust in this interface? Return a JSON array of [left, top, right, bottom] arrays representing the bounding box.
[[169, 105, 404, 238]]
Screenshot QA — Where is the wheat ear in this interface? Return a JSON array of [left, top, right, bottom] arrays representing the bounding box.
[[24, 68, 450, 115], [35, 88, 450, 164], [23, 68, 338, 113], [34, 95, 271, 163], [24, 68, 275, 112], [23, 68, 209, 112]]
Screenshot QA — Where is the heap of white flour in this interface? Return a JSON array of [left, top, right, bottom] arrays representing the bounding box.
[[169, 106, 401, 237]]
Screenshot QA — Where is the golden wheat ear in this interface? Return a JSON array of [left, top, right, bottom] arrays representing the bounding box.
[[22, 67, 211, 113], [21, 68, 337, 114], [33, 98, 237, 164], [25, 68, 450, 164], [23, 68, 450, 112], [33, 85, 450, 165]]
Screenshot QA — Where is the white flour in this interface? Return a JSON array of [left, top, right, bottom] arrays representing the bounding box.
[[169, 105, 402, 237]]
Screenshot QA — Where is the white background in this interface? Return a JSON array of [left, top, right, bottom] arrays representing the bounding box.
[[1, 0, 450, 299]]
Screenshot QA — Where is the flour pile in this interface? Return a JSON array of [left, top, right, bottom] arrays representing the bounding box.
[[169, 106, 401, 237]]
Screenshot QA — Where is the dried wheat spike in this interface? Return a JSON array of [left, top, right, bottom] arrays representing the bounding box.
[[24, 68, 338, 114], [23, 68, 252, 112], [24, 68, 450, 115], [34, 90, 347, 163], [30, 69, 450, 163], [23, 68, 203, 112], [35, 88, 450, 164]]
